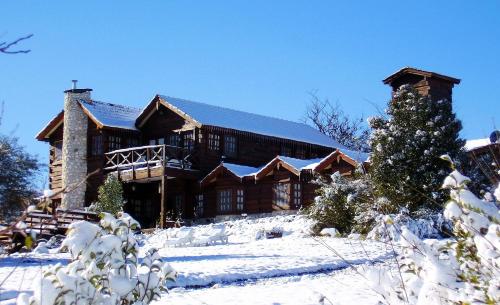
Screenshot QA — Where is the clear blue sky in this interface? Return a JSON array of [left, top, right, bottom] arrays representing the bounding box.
[[1, 1, 499, 172]]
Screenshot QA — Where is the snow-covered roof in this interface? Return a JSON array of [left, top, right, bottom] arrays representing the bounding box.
[[337, 148, 369, 163], [158, 95, 346, 148], [465, 138, 491, 151], [79, 99, 142, 130], [278, 156, 324, 171], [223, 163, 261, 177]]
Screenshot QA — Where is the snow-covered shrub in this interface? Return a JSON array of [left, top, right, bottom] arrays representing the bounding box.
[[89, 175, 124, 215], [366, 208, 448, 241], [306, 170, 384, 234], [368, 165, 499, 304], [307, 172, 359, 234], [17, 212, 176, 305]]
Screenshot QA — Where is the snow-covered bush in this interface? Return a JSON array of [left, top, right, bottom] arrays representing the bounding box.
[[17, 212, 176, 305], [306, 170, 387, 234], [306, 172, 359, 234], [366, 208, 448, 241], [89, 175, 124, 215], [368, 165, 499, 304]]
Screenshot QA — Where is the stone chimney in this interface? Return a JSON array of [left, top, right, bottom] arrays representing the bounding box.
[[383, 67, 460, 102], [61, 82, 92, 209]]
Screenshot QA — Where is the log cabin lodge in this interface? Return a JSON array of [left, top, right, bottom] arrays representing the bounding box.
[[36, 67, 461, 228]]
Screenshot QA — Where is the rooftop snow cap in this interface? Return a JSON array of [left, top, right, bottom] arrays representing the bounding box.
[[383, 67, 460, 102]]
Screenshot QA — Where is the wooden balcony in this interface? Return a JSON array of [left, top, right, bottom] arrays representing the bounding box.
[[104, 144, 199, 182]]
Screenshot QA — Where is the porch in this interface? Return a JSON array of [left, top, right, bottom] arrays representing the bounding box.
[[104, 144, 201, 228]]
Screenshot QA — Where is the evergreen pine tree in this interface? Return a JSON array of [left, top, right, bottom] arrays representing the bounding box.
[[368, 84, 465, 213], [90, 175, 124, 215], [0, 134, 40, 221]]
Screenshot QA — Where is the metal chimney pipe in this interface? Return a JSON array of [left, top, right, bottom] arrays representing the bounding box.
[[71, 80, 78, 90]]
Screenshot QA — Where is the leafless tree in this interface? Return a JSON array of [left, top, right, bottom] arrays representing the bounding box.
[[304, 91, 370, 152], [0, 34, 33, 54]]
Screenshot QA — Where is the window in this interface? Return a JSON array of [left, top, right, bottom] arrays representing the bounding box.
[[149, 139, 156, 145], [217, 189, 232, 212], [195, 194, 204, 217], [53, 141, 63, 161], [108, 135, 122, 152], [183, 132, 194, 151], [293, 183, 302, 208], [236, 189, 244, 211], [273, 183, 290, 208], [91, 135, 103, 156], [224, 135, 237, 157], [157, 137, 165, 145], [281, 145, 292, 157], [296, 147, 306, 159], [168, 134, 180, 147], [208, 133, 220, 151], [127, 137, 139, 148]]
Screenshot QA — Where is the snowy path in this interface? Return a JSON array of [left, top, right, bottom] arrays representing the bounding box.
[[156, 266, 386, 305], [153, 237, 392, 288]]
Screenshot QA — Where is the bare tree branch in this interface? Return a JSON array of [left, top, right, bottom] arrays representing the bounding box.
[[304, 91, 370, 152], [0, 34, 33, 54]]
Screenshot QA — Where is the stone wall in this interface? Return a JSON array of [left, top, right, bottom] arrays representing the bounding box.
[[61, 89, 90, 209]]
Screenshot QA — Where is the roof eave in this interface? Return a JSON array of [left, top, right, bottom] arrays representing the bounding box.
[[383, 67, 461, 85], [35, 111, 64, 141], [136, 95, 202, 129]]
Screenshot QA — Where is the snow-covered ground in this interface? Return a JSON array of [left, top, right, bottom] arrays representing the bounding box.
[[0, 214, 395, 305]]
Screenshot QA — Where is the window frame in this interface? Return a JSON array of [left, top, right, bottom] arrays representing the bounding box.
[[168, 134, 180, 147], [108, 135, 122, 152], [195, 194, 204, 217], [293, 183, 302, 208], [273, 182, 290, 208], [208, 133, 220, 151], [217, 189, 232, 213], [183, 132, 195, 151], [236, 189, 244, 212], [223, 135, 237, 157]]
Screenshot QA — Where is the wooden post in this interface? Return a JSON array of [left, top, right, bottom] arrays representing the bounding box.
[[160, 176, 167, 228]]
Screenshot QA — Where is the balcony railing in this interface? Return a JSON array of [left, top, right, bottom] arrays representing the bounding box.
[[104, 144, 193, 172]]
